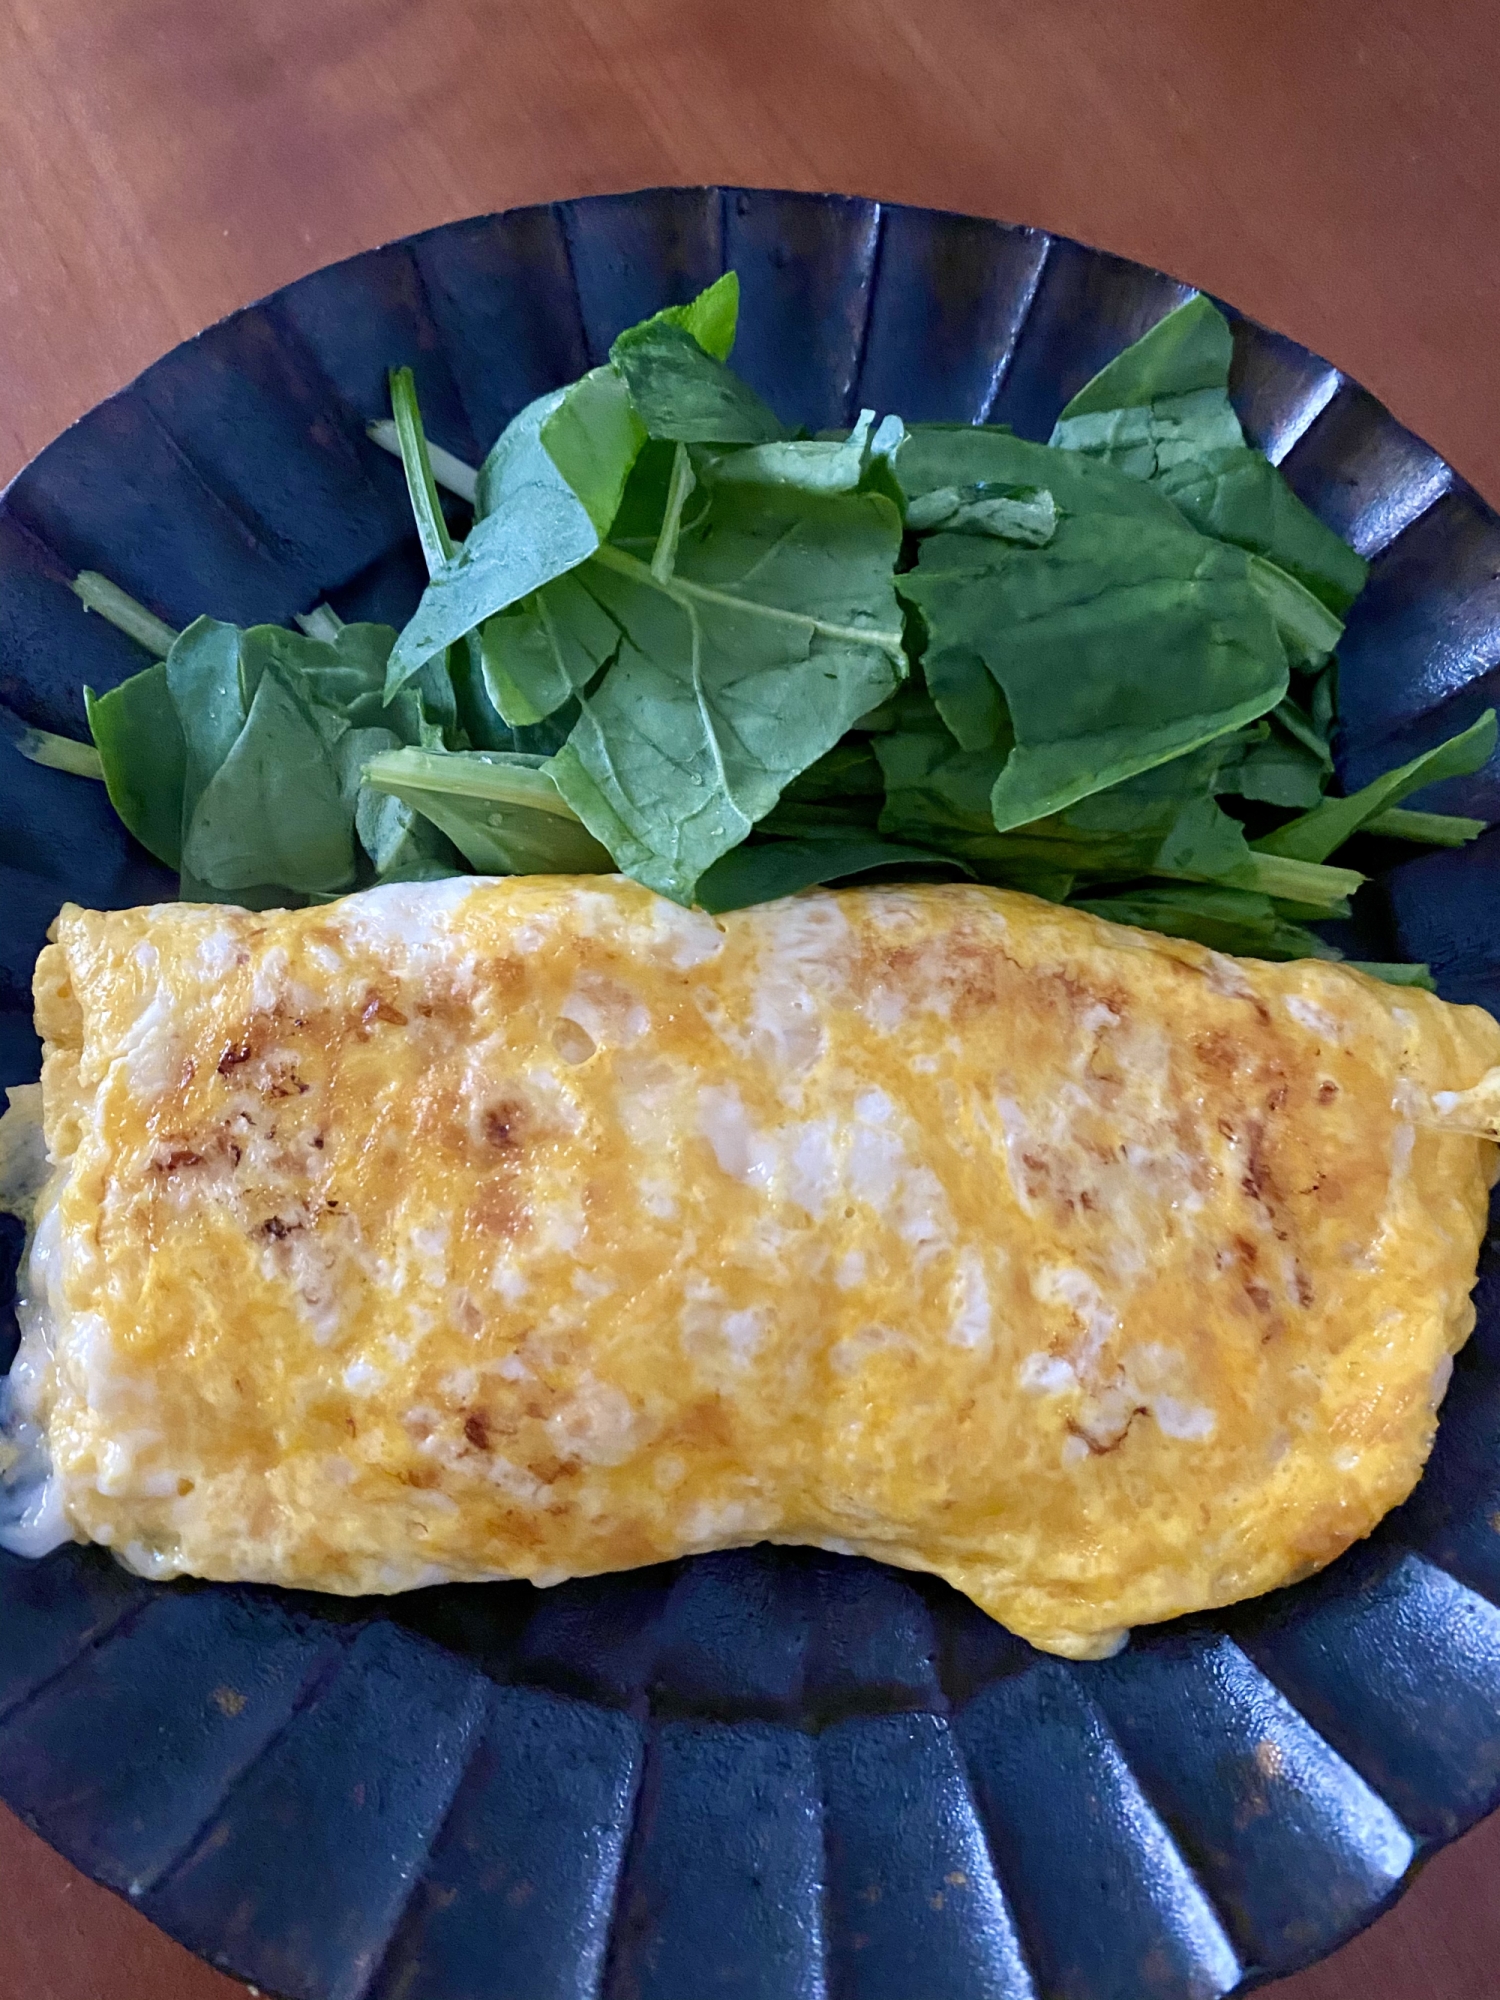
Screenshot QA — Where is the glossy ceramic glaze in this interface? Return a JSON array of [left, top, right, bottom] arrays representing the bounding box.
[[3, 187, 1500, 2000]]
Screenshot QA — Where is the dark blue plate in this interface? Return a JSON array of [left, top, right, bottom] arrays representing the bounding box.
[[4, 188, 1500, 2000]]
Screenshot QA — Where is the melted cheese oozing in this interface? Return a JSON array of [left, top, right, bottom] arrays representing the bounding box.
[[4, 878, 1499, 1660]]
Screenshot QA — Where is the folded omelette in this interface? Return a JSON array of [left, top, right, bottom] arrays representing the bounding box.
[[3, 876, 1498, 1660]]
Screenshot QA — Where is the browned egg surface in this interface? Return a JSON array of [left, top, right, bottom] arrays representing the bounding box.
[[22, 876, 1500, 1658]]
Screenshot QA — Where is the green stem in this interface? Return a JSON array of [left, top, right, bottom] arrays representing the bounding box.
[[71, 572, 179, 658], [651, 444, 697, 584], [14, 726, 104, 780], [1230, 851, 1365, 907], [367, 419, 478, 505], [295, 603, 345, 642], [388, 370, 456, 576], [362, 747, 584, 821], [1363, 806, 1487, 848]]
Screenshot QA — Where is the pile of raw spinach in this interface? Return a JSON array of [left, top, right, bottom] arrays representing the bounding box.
[[26, 274, 1493, 981]]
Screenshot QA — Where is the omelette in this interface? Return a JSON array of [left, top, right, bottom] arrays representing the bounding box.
[[3, 876, 1499, 1661]]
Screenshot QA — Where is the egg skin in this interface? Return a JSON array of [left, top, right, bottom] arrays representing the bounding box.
[[25, 875, 1500, 1659]]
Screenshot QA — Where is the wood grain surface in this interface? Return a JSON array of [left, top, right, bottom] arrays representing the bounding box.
[[3, 3, 1499, 1996]]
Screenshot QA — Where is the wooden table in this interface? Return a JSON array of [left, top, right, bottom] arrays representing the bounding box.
[[3, 3, 1498, 1995]]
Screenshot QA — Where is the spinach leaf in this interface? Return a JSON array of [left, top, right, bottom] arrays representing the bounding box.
[[86, 620, 438, 894], [562, 272, 742, 391], [536, 365, 648, 536], [1071, 883, 1339, 961], [129, 613, 464, 899], [446, 631, 571, 756], [1069, 886, 1422, 987], [610, 319, 786, 445], [874, 678, 1360, 912], [74, 584, 444, 888], [1063, 750, 1253, 883], [325, 638, 462, 881], [1049, 379, 1244, 476], [609, 438, 691, 549], [1051, 295, 1368, 614], [478, 573, 623, 726], [896, 438, 1337, 803], [355, 794, 459, 882], [353, 787, 460, 882], [873, 690, 1075, 899], [1254, 709, 1497, 862], [387, 272, 751, 691], [759, 737, 887, 836], [1277, 674, 1336, 757], [1247, 555, 1344, 669], [1049, 295, 1244, 475], [84, 664, 187, 867], [1156, 450, 1367, 615], [703, 411, 887, 498], [905, 482, 1058, 544], [648, 270, 741, 362], [877, 693, 1250, 889], [329, 725, 460, 885], [696, 834, 967, 913], [918, 641, 1012, 754], [183, 665, 355, 895], [1218, 673, 1337, 810], [1311, 657, 1337, 740], [388, 384, 607, 688], [165, 617, 249, 841], [777, 736, 888, 804], [362, 748, 614, 875], [1056, 294, 1236, 419], [1235, 856, 1363, 914], [296, 603, 345, 643], [898, 508, 1288, 830], [1216, 711, 1331, 810], [239, 621, 408, 732], [546, 484, 906, 904], [894, 424, 1192, 527]]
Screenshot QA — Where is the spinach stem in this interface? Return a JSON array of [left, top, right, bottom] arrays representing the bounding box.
[[388, 370, 456, 576], [295, 604, 345, 642], [14, 726, 104, 780], [367, 419, 478, 506], [651, 445, 697, 584], [1232, 852, 1364, 906], [71, 572, 179, 658], [363, 747, 585, 820], [1363, 806, 1486, 848]]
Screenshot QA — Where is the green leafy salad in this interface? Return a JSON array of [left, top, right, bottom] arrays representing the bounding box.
[[21, 276, 1493, 983]]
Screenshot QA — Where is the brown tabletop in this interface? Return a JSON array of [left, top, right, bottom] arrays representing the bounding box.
[[2, 4, 1499, 1996]]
